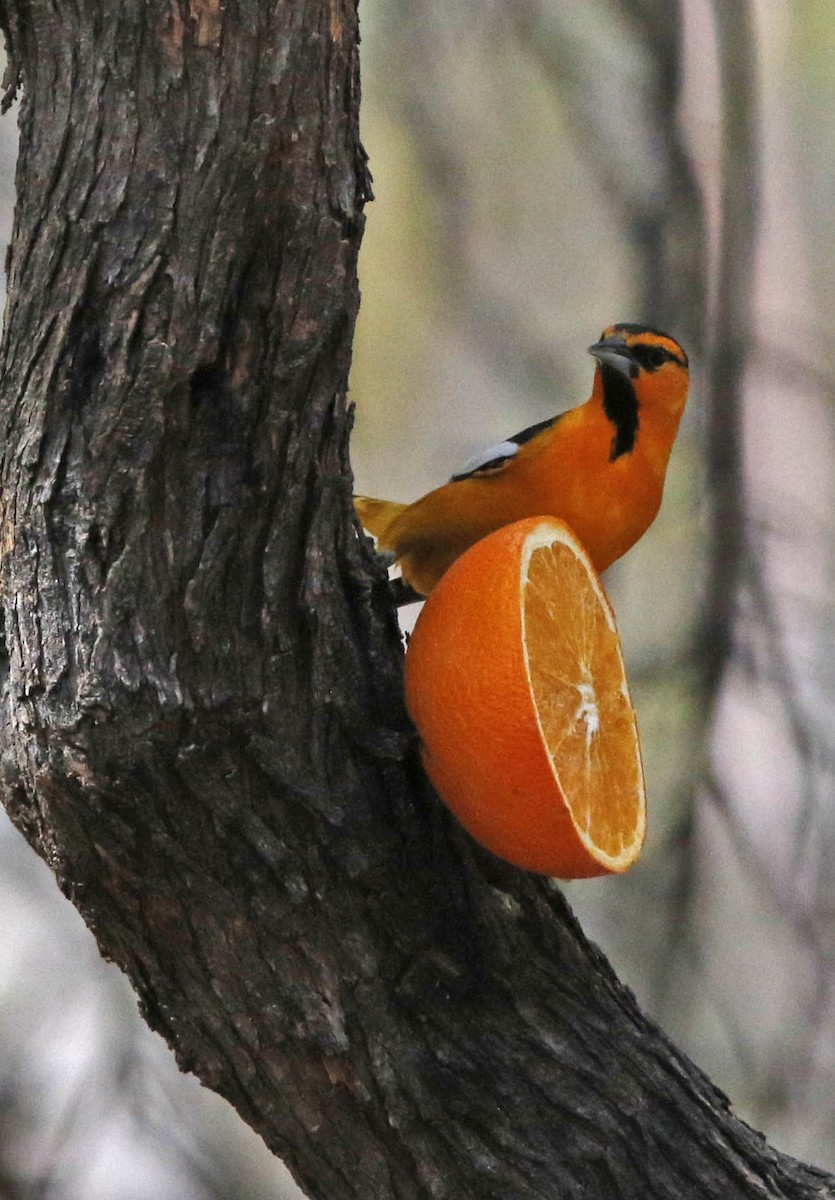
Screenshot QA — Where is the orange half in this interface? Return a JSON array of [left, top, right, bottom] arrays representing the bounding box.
[[404, 516, 646, 877]]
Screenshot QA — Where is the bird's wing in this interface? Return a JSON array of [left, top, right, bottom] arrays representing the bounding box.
[[450, 415, 560, 482]]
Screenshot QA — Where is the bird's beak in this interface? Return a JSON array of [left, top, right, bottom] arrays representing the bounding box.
[[588, 336, 634, 376]]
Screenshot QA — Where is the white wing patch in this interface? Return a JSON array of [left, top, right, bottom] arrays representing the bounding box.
[[452, 439, 520, 481]]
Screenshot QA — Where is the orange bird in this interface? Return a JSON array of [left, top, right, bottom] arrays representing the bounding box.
[[355, 323, 689, 599]]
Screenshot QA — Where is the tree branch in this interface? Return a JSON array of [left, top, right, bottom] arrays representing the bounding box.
[[0, 3, 832, 1198]]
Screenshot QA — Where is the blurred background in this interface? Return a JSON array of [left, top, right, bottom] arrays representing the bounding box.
[[1, 0, 834, 1194]]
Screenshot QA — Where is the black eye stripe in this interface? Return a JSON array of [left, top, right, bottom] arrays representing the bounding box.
[[630, 343, 686, 371], [635, 345, 665, 368]]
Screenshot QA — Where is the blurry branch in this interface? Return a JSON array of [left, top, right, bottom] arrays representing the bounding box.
[[743, 562, 822, 865], [648, 800, 698, 1012], [0, 987, 276, 1200], [654, 1, 757, 1008], [512, 0, 706, 348], [703, 773, 835, 1124], [378, 0, 706, 426], [657, 5, 835, 1138], [697, 0, 759, 703], [658, 760, 830, 1105], [703, 772, 823, 957], [406, 98, 577, 404], [734, 558, 835, 1118], [377, 3, 580, 408]]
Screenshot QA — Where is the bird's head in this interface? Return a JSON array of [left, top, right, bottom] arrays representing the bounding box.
[[588, 323, 689, 424]]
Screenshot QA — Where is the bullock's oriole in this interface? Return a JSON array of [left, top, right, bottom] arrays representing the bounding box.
[[355, 323, 689, 599]]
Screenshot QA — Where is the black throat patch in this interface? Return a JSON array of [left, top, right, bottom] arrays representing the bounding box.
[[601, 364, 639, 460]]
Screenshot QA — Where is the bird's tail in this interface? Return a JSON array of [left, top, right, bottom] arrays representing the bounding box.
[[353, 495, 407, 546]]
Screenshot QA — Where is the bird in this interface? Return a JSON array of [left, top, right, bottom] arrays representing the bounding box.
[[355, 323, 689, 600]]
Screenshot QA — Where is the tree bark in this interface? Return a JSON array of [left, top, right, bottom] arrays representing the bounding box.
[[0, 3, 831, 1198]]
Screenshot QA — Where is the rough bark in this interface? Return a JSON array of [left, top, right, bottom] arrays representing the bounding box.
[[0, 3, 832, 1199]]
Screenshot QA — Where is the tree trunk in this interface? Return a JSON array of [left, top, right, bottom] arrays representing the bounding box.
[[0, 3, 830, 1198]]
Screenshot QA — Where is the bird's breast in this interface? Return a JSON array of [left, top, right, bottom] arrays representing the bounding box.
[[522, 425, 664, 572]]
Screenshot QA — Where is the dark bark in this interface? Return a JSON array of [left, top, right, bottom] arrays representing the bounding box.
[[0, 3, 831, 1199]]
